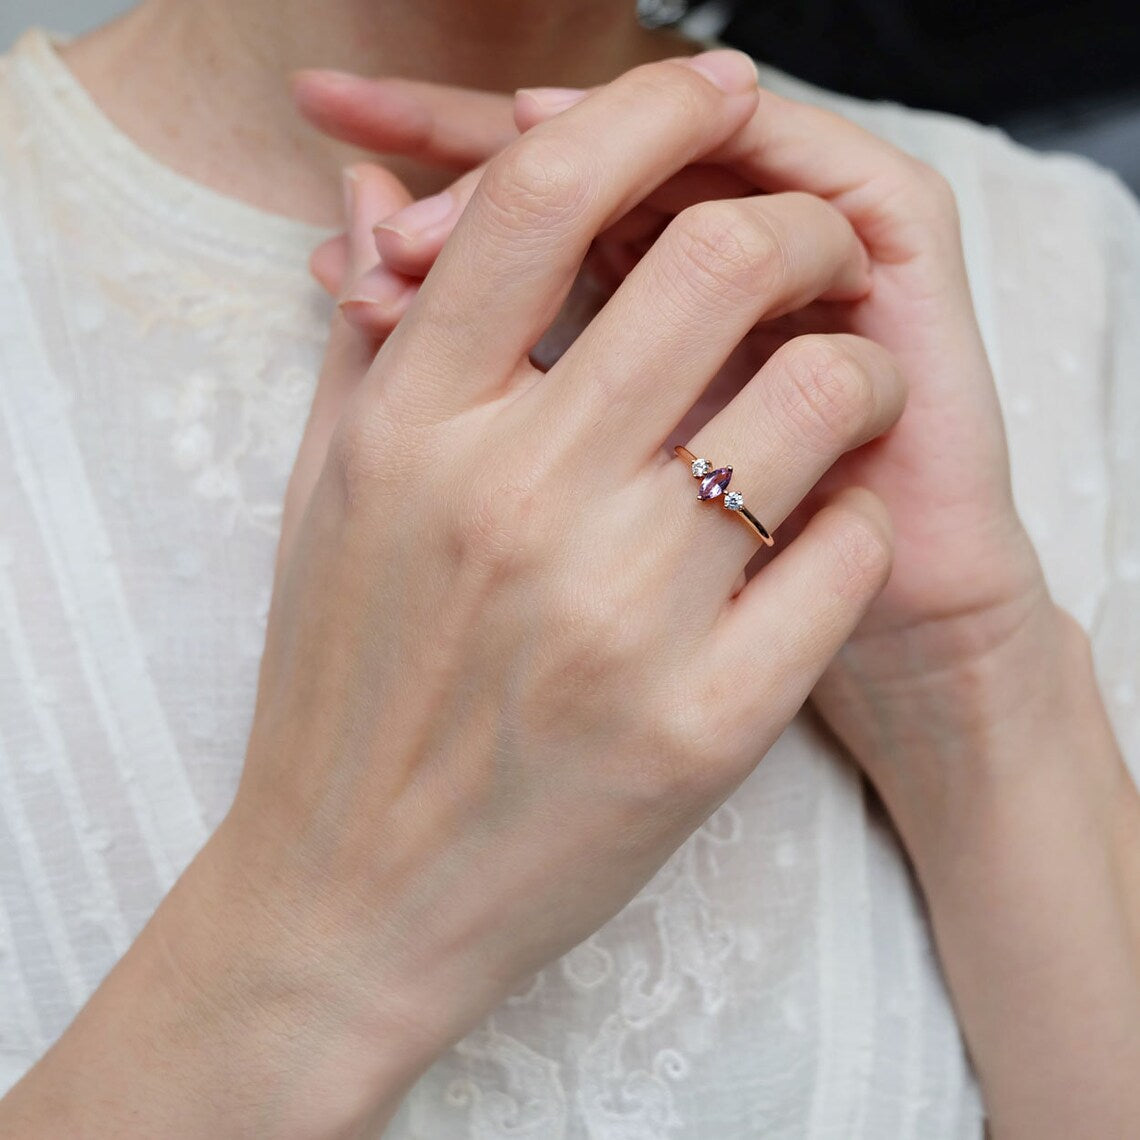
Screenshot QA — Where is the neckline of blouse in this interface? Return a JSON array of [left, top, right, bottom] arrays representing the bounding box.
[[8, 27, 337, 273]]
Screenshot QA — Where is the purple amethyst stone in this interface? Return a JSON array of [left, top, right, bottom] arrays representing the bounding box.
[[698, 466, 732, 500]]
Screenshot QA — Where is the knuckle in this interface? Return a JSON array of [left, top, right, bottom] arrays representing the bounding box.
[[776, 334, 877, 453], [667, 199, 785, 306], [525, 582, 652, 739], [478, 137, 596, 232], [325, 394, 428, 508], [638, 686, 726, 802], [326, 409, 391, 506], [547, 574, 648, 677]]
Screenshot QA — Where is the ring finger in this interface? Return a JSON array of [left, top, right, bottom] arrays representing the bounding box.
[[664, 331, 906, 596]]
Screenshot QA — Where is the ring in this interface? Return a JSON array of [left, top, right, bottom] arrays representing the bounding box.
[[674, 445, 775, 546]]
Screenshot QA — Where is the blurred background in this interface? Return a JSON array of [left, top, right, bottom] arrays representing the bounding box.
[[4, 0, 1138, 196]]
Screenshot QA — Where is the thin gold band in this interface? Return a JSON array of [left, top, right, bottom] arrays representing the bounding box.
[[674, 445, 775, 547]]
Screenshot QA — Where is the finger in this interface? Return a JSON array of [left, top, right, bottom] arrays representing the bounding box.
[[669, 332, 907, 596], [322, 162, 410, 393], [371, 166, 754, 284], [514, 80, 951, 266], [367, 107, 756, 284], [361, 85, 600, 276], [513, 86, 594, 125], [723, 88, 962, 266], [378, 50, 762, 415], [339, 267, 420, 338], [291, 71, 518, 171], [371, 63, 760, 284], [709, 485, 894, 736], [278, 163, 410, 572], [336, 166, 412, 294], [310, 234, 350, 296], [538, 191, 871, 465], [327, 167, 418, 337], [518, 89, 793, 252], [363, 86, 603, 275], [372, 163, 486, 276]]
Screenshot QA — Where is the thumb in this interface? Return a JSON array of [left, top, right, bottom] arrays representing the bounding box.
[[277, 163, 412, 577]]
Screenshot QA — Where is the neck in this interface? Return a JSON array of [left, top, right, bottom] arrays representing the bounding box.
[[226, 0, 668, 90], [62, 0, 696, 223]]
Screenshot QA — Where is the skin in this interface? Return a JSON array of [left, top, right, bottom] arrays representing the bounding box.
[[3, 53, 909, 1136], [0, 2, 1137, 1138], [305, 76, 1140, 1134], [60, 0, 699, 217]]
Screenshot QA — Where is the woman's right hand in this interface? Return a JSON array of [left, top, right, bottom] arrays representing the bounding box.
[[193, 49, 905, 1135]]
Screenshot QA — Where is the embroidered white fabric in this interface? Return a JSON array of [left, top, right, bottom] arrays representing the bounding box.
[[2, 25, 1139, 1138]]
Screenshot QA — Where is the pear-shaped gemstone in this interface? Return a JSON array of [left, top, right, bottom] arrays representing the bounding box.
[[698, 466, 732, 500]]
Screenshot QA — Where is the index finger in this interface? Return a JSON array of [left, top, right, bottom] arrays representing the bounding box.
[[515, 82, 959, 265], [375, 50, 762, 418]]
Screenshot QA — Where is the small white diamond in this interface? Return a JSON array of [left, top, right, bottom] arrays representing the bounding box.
[[691, 457, 711, 477], [724, 491, 744, 511]]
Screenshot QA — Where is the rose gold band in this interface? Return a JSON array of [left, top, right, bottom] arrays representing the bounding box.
[[674, 445, 775, 547]]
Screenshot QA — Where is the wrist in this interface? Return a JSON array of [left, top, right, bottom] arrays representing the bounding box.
[[3, 818, 443, 1139], [851, 609, 1140, 1137], [150, 815, 447, 1137], [820, 598, 1126, 865]]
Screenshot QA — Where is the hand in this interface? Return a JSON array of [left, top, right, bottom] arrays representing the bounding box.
[[226, 50, 910, 1133], [298, 68, 1068, 823], [291, 67, 1140, 1140]]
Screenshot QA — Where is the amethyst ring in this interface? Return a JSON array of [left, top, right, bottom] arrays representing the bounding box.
[[674, 444, 775, 547]]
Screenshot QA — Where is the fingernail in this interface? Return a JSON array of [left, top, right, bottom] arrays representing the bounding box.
[[339, 264, 416, 308], [341, 165, 360, 220], [375, 190, 454, 239], [337, 285, 405, 316], [339, 294, 396, 315], [337, 297, 402, 330], [373, 222, 410, 244], [682, 49, 759, 95], [517, 86, 587, 113]]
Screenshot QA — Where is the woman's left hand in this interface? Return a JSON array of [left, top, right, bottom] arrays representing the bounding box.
[[291, 64, 1140, 1140], [293, 69, 1071, 816]]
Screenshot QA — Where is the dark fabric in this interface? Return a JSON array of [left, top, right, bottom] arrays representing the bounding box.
[[723, 0, 1140, 122]]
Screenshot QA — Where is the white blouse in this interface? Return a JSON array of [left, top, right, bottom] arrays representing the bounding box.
[[2, 25, 1139, 1139]]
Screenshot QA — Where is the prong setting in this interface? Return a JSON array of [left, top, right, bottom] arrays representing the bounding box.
[[674, 443, 775, 547]]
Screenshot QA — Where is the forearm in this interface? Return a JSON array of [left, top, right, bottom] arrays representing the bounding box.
[[852, 606, 1140, 1137], [0, 823, 427, 1139]]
